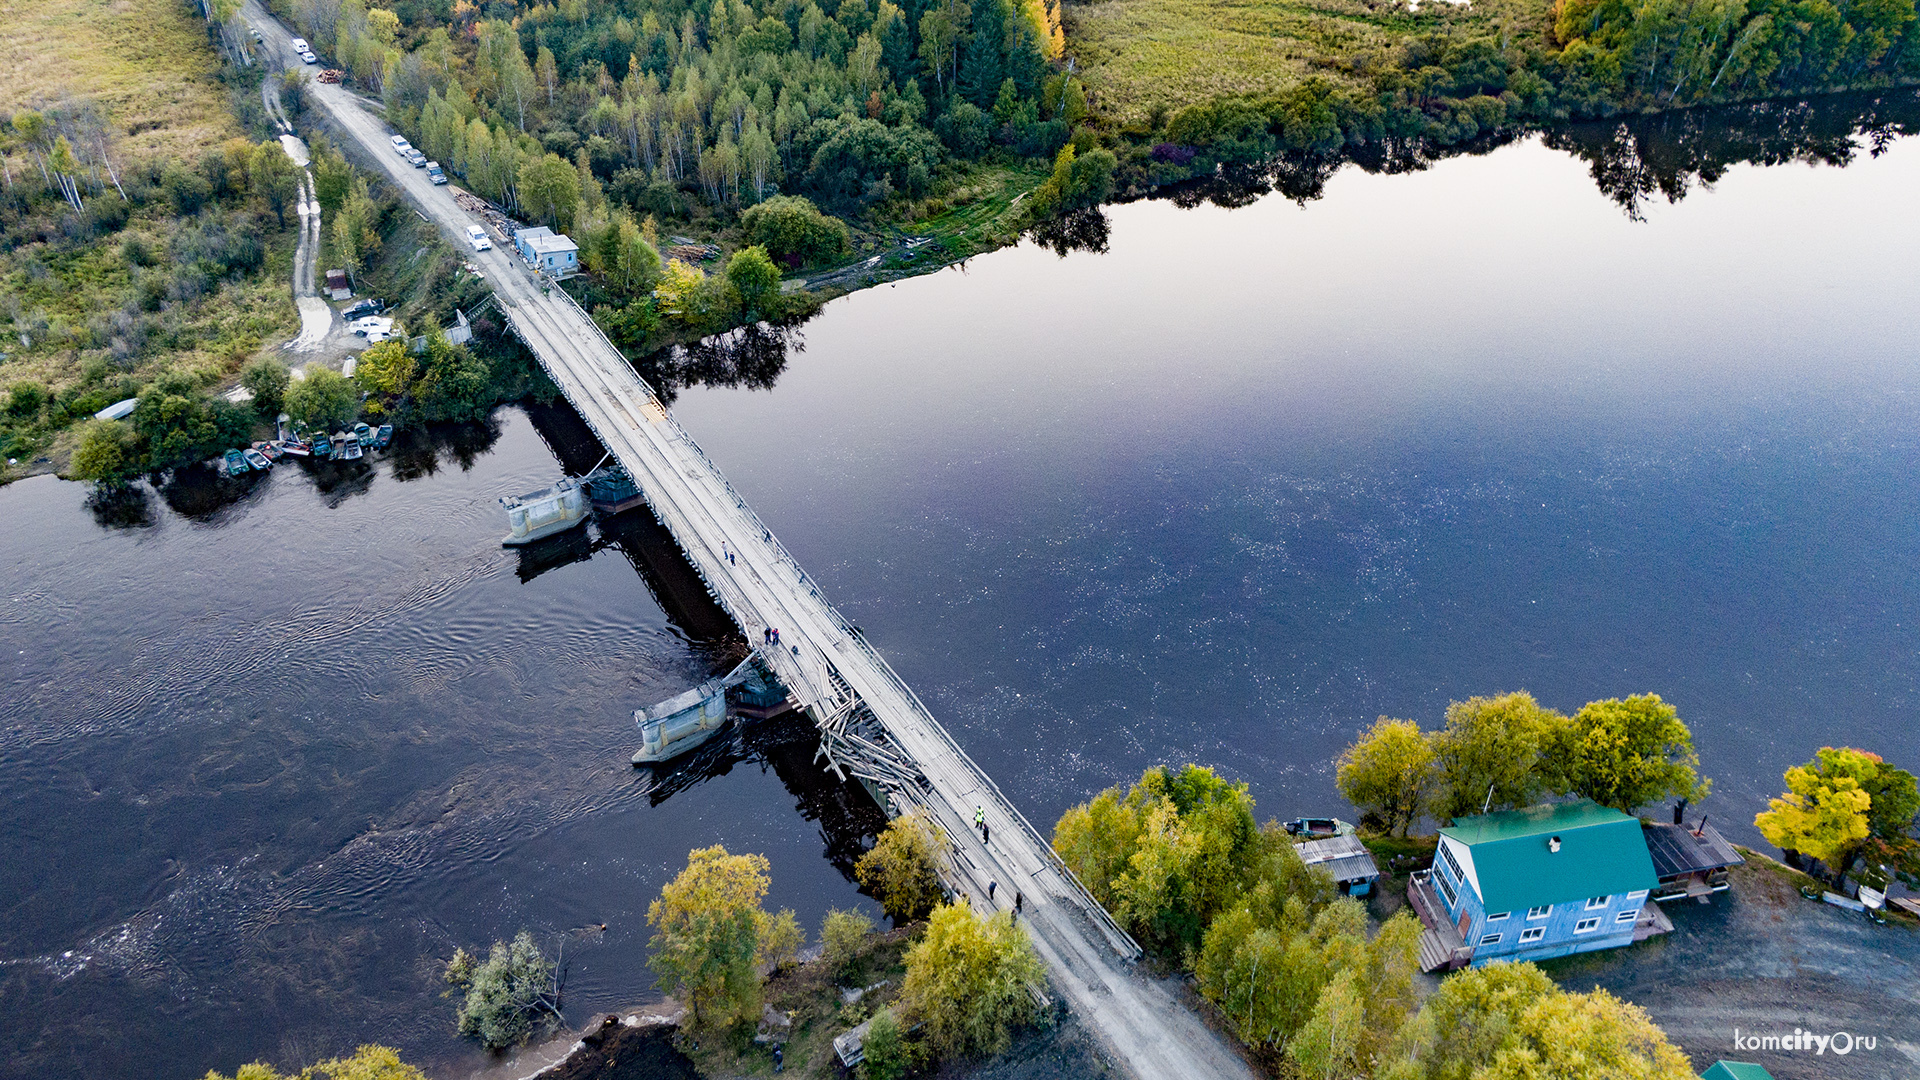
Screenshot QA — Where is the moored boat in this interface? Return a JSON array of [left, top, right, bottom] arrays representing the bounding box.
[[631, 680, 729, 764], [499, 477, 588, 545], [374, 424, 393, 449], [243, 447, 273, 471], [254, 440, 284, 462], [223, 449, 250, 475], [354, 422, 374, 447], [311, 432, 333, 458], [280, 438, 311, 457], [586, 463, 646, 514], [338, 434, 363, 460]]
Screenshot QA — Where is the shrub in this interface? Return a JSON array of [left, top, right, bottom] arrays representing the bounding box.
[[822, 908, 876, 975], [740, 195, 851, 268], [445, 931, 558, 1049], [285, 365, 359, 430], [69, 419, 140, 485], [855, 811, 949, 922], [240, 359, 290, 415], [725, 245, 782, 318], [862, 1008, 907, 1080]]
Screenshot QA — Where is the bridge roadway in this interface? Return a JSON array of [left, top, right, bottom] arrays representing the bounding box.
[[253, 12, 1255, 1076]]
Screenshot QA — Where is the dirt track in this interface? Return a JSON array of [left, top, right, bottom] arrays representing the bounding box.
[[1541, 858, 1920, 1079]]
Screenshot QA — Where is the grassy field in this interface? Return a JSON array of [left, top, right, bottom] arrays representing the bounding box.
[[1065, 0, 1507, 124], [0, 0, 240, 159]]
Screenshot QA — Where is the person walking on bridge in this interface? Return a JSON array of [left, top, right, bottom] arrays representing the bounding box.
[[975, 805, 988, 846]]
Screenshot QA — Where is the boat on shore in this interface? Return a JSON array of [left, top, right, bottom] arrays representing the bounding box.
[[254, 441, 284, 462], [354, 422, 374, 447], [337, 433, 363, 460], [242, 447, 273, 471], [374, 424, 393, 449], [499, 477, 588, 545], [223, 449, 250, 475], [280, 438, 311, 457], [312, 432, 333, 458]]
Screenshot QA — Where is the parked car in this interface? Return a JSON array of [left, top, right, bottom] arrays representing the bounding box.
[[406, 150, 428, 168], [300, 49, 319, 63], [289, 36, 309, 51], [349, 316, 394, 338], [250, 27, 263, 42], [341, 298, 384, 320], [390, 135, 412, 155], [465, 225, 492, 252], [425, 162, 447, 185]]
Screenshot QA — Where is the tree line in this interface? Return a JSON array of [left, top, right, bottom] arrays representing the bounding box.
[[1050, 764, 1694, 1078]]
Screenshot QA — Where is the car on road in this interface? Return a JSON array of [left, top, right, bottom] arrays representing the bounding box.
[[289, 36, 309, 51], [464, 226, 492, 252], [425, 162, 447, 185], [250, 27, 263, 42], [300, 49, 319, 63], [342, 298, 385, 321], [406, 150, 428, 168], [390, 135, 412, 155]]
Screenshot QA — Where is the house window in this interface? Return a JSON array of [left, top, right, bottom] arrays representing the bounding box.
[[1616, 909, 1639, 924], [1585, 896, 1611, 910], [1574, 917, 1601, 933], [1480, 933, 1503, 946], [1486, 911, 1510, 922], [1526, 905, 1552, 919], [1519, 927, 1545, 944], [1440, 842, 1465, 885], [1435, 868, 1457, 907]]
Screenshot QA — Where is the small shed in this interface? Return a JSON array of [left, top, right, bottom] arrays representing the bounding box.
[[1701, 1062, 1774, 1080], [1297, 833, 1380, 897], [513, 226, 579, 275], [324, 269, 351, 300], [1643, 819, 1743, 902]]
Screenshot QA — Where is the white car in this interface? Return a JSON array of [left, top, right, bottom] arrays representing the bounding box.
[[349, 316, 394, 337], [289, 36, 309, 51], [300, 50, 319, 64], [390, 135, 412, 155], [465, 226, 492, 252]]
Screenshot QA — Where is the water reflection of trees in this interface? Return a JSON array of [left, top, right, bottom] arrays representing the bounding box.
[[1132, 88, 1920, 221], [635, 320, 805, 405], [1028, 206, 1112, 257], [1544, 89, 1920, 219], [85, 483, 156, 529]]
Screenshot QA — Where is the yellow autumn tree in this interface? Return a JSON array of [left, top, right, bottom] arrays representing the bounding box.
[[855, 809, 950, 921], [1754, 748, 1878, 867], [898, 903, 1045, 1058], [646, 845, 801, 1028]]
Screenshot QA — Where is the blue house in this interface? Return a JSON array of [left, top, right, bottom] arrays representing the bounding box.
[[1409, 800, 1661, 970], [512, 226, 579, 275]]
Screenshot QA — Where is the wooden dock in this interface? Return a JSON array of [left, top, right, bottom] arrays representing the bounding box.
[[270, 14, 1260, 1074]]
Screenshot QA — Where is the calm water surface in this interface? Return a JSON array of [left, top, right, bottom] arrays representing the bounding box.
[[4, 111, 1920, 1079]]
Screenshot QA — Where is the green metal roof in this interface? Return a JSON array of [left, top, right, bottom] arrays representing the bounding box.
[[1701, 1062, 1775, 1080], [1440, 800, 1658, 914]]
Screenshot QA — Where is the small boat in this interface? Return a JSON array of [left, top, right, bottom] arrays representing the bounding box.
[[374, 424, 393, 449], [632, 654, 768, 764], [1284, 817, 1357, 839], [354, 422, 374, 447], [338, 434, 363, 460], [280, 438, 312, 457], [311, 432, 333, 458], [223, 449, 250, 475], [254, 440, 284, 462], [499, 477, 588, 545], [243, 447, 273, 471]]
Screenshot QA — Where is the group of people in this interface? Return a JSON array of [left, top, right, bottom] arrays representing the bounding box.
[[973, 806, 1023, 915], [762, 625, 782, 646]]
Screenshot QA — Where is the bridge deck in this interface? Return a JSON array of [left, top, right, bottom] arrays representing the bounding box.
[[262, 10, 1257, 1073]]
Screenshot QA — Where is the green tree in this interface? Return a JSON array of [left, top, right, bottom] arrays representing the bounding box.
[[1290, 968, 1366, 1080], [861, 1007, 908, 1080], [200, 1044, 430, 1080], [856, 810, 950, 921], [69, 420, 139, 485], [726, 244, 782, 317], [1754, 747, 1882, 867], [740, 195, 850, 267], [1385, 963, 1557, 1080], [646, 845, 800, 1028], [1336, 716, 1435, 836], [822, 908, 875, 975], [899, 903, 1044, 1059], [443, 931, 558, 1049], [354, 339, 418, 412], [331, 176, 382, 278], [519, 153, 582, 233], [285, 366, 360, 431], [1550, 694, 1709, 812], [240, 359, 291, 415], [1430, 692, 1565, 822]]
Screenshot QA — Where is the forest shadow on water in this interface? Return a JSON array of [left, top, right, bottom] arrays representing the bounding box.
[[1101, 86, 1920, 227]]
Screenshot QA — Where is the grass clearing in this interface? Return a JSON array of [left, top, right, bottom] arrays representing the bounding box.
[[0, 0, 240, 159], [1066, 0, 1509, 124]]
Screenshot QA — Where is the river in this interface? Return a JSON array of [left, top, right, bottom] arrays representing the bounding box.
[[4, 95, 1919, 1079]]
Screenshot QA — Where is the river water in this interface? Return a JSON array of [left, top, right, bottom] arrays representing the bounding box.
[[5, 97, 1920, 1078]]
